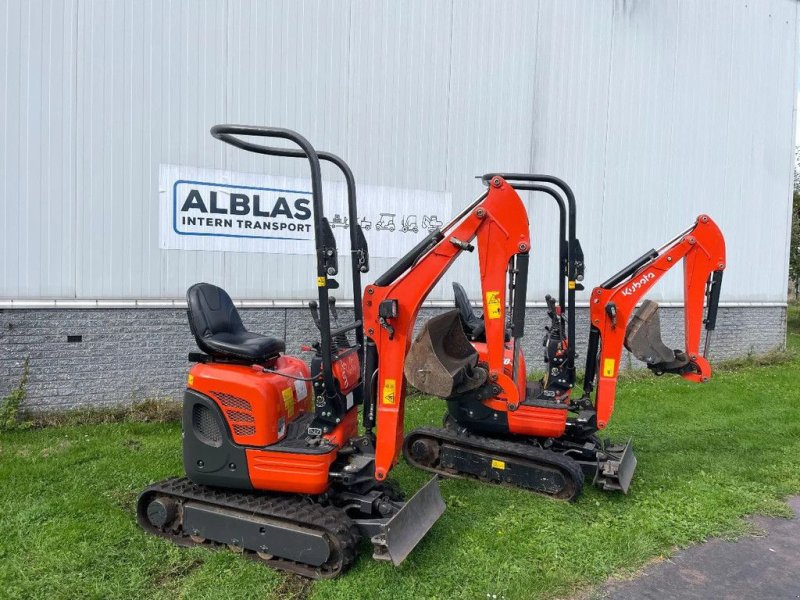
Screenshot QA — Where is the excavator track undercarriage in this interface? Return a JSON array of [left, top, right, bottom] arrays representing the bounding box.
[[137, 477, 360, 579], [404, 417, 637, 499], [404, 422, 586, 501]]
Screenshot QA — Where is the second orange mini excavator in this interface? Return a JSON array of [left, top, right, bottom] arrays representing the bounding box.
[[397, 174, 726, 499]]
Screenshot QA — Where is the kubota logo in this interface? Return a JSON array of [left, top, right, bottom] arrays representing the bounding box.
[[621, 271, 656, 296]]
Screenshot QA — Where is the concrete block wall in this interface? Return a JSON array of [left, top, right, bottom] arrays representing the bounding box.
[[0, 305, 786, 412]]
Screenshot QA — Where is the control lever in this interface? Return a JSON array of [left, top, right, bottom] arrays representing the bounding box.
[[308, 300, 322, 331], [328, 296, 350, 348], [544, 295, 564, 342], [545, 294, 557, 316], [328, 297, 339, 323]]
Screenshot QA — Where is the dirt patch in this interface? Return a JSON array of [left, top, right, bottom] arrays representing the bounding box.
[[153, 558, 204, 588], [39, 439, 74, 458], [272, 574, 313, 600], [122, 439, 143, 451]]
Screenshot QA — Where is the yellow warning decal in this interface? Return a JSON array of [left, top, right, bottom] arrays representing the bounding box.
[[603, 358, 616, 378], [187, 374, 194, 386], [491, 459, 506, 470], [568, 280, 576, 290], [382, 379, 397, 405], [282, 387, 295, 417], [317, 276, 326, 287], [485, 290, 502, 320]]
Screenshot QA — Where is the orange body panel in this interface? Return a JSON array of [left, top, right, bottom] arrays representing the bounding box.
[[474, 341, 567, 436], [188, 355, 312, 447], [507, 405, 567, 437], [245, 447, 336, 494], [333, 351, 361, 396], [244, 408, 357, 493], [188, 358, 360, 494], [323, 407, 359, 447]]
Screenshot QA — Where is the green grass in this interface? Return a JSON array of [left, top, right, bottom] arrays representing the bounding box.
[[1, 306, 799, 600]]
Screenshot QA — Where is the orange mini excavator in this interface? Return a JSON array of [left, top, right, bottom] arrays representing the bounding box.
[[137, 125, 447, 578], [398, 174, 726, 499]]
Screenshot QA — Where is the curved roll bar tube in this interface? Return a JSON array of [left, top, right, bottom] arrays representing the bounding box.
[[210, 125, 367, 426]]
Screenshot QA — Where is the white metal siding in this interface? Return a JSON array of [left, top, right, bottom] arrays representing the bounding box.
[[1, 0, 797, 303]]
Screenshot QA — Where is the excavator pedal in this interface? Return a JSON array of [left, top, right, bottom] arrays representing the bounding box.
[[522, 381, 569, 409]]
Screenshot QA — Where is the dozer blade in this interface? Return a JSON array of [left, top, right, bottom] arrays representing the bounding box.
[[370, 476, 445, 565], [594, 439, 637, 494], [404, 309, 487, 398]]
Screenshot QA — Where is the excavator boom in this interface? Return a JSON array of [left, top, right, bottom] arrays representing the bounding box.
[[584, 214, 726, 429], [362, 176, 531, 480]]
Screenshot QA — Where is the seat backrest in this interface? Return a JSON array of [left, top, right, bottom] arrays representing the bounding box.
[[187, 283, 245, 350]]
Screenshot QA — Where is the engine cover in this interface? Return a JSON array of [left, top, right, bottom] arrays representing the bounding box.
[[187, 356, 312, 447]]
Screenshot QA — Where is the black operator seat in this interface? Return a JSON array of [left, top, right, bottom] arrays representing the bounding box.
[[452, 282, 485, 342], [187, 283, 285, 362]]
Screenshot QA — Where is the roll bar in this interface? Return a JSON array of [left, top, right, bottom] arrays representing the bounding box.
[[481, 174, 583, 373], [210, 125, 367, 408]]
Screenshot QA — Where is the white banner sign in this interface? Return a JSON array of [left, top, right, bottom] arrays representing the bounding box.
[[159, 164, 452, 258]]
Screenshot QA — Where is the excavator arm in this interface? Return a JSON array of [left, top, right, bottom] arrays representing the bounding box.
[[583, 214, 726, 429], [362, 177, 530, 480]]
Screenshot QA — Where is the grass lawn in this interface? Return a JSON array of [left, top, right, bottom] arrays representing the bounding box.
[[1, 305, 799, 600]]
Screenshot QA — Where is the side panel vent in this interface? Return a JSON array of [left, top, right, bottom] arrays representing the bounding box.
[[227, 410, 255, 423], [212, 391, 258, 441], [192, 403, 223, 447], [233, 425, 256, 437], [213, 392, 252, 411]]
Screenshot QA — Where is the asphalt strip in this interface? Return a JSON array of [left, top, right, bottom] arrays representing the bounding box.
[[598, 496, 800, 600]]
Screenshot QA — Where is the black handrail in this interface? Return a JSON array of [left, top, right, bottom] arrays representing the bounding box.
[[505, 184, 568, 309], [210, 125, 359, 407], [211, 130, 367, 383], [481, 174, 580, 373]]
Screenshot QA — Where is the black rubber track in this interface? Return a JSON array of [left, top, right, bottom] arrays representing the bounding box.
[[403, 427, 585, 501], [136, 477, 360, 579]]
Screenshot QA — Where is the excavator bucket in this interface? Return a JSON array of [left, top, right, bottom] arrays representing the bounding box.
[[370, 476, 446, 565], [404, 309, 487, 398], [624, 299, 692, 376], [624, 300, 675, 365]]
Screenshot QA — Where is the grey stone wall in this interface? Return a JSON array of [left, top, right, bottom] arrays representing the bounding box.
[[0, 305, 786, 412]]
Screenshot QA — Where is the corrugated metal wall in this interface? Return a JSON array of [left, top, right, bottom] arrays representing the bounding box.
[[1, 0, 797, 303]]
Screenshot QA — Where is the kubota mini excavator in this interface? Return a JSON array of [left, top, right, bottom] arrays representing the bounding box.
[[137, 125, 447, 578], [394, 174, 726, 499]]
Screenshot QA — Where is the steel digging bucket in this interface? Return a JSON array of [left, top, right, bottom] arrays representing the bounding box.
[[404, 310, 487, 398], [625, 300, 675, 365]]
